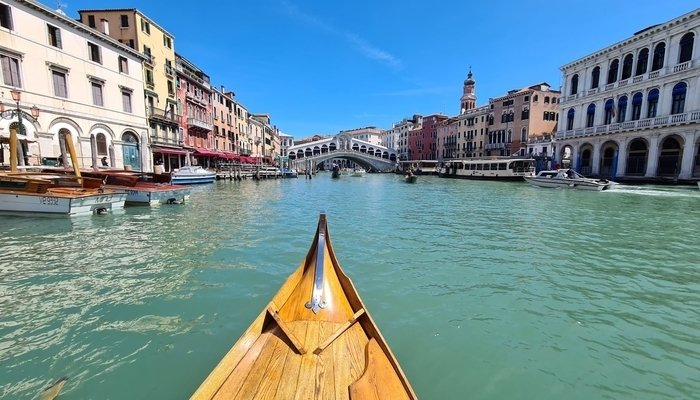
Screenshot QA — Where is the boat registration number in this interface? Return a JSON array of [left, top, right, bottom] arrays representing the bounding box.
[[40, 196, 59, 205]]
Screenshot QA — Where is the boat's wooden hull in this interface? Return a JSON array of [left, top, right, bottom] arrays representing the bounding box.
[[192, 214, 416, 400]]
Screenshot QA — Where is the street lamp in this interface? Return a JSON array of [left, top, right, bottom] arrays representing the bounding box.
[[1, 90, 40, 171]]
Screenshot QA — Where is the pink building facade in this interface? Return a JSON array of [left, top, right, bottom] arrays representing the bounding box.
[[175, 53, 214, 166]]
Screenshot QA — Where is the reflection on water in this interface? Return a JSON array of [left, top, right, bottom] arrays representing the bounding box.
[[1, 178, 699, 399]]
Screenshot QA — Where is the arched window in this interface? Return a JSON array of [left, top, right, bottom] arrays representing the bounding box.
[[521, 107, 529, 120], [652, 42, 665, 71], [533, 95, 538, 102], [96, 133, 108, 155], [647, 89, 659, 118], [679, 33, 694, 63], [617, 96, 628, 123], [607, 59, 619, 84], [626, 139, 647, 175], [671, 82, 687, 114], [586, 103, 596, 128], [567, 108, 575, 130], [544, 96, 550, 104], [570, 74, 578, 95], [621, 54, 633, 80], [591, 66, 600, 89], [122, 132, 138, 143], [635, 48, 649, 76], [507, 130, 512, 143], [521, 127, 527, 142], [631, 92, 643, 121], [604, 99, 615, 124]]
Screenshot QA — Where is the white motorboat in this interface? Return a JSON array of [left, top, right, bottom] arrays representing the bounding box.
[[350, 168, 366, 177], [524, 169, 616, 191], [171, 166, 216, 184]]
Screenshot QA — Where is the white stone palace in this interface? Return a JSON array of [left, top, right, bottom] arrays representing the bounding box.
[[557, 8, 699, 181]]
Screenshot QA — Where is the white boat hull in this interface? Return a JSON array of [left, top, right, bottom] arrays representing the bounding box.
[[121, 187, 191, 205], [0, 191, 127, 215], [524, 169, 615, 191], [524, 177, 608, 191], [171, 166, 216, 185]]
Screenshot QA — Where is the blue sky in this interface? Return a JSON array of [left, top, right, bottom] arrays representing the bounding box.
[[53, 1, 698, 139]]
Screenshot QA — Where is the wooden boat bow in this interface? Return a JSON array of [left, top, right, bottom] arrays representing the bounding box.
[[191, 213, 416, 399]]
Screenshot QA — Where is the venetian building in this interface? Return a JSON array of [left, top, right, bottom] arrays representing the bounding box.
[[0, 0, 148, 171], [235, 101, 250, 157], [78, 8, 177, 171], [408, 114, 447, 160], [211, 85, 237, 161], [557, 8, 699, 180], [487, 83, 560, 157], [176, 53, 213, 167], [386, 115, 421, 161], [457, 105, 490, 159]]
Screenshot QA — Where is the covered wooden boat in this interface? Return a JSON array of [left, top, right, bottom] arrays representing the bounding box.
[[192, 213, 416, 400]]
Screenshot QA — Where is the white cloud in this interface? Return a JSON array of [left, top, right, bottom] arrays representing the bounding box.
[[280, 1, 401, 69]]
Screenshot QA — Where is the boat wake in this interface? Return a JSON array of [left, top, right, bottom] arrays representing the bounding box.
[[605, 185, 700, 198]]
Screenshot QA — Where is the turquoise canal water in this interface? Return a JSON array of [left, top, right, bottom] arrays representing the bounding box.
[[1, 174, 700, 399]]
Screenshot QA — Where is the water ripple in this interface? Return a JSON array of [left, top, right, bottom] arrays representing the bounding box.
[[0, 178, 699, 399]]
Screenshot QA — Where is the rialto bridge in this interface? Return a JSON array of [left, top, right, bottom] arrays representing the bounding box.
[[288, 134, 397, 172]]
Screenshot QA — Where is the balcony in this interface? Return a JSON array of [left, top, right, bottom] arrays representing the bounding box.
[[556, 109, 700, 139], [148, 106, 179, 125], [143, 53, 154, 66], [186, 92, 208, 107], [151, 135, 182, 147], [187, 117, 213, 131], [165, 64, 174, 78], [485, 143, 507, 150]]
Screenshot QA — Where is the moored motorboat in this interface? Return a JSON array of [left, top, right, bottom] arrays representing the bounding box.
[[81, 170, 190, 205], [0, 173, 127, 215], [405, 173, 417, 183], [524, 169, 616, 191], [0, 128, 126, 215], [191, 213, 416, 400], [171, 166, 216, 185]]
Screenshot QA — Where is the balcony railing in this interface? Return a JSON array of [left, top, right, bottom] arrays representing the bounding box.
[[144, 53, 154, 65], [187, 117, 213, 131], [165, 64, 174, 77], [485, 143, 507, 150], [556, 109, 700, 139], [148, 106, 179, 124], [186, 92, 208, 106], [150, 135, 182, 147]]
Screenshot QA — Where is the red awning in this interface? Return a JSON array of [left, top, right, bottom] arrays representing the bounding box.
[[194, 148, 220, 157], [220, 152, 239, 160], [152, 146, 187, 155]]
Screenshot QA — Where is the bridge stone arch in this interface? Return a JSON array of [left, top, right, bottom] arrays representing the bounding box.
[[289, 133, 397, 172]]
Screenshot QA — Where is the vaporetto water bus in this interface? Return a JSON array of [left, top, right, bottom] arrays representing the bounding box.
[[438, 157, 535, 181]]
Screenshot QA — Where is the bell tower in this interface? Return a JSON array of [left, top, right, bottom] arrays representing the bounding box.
[[460, 67, 476, 114]]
